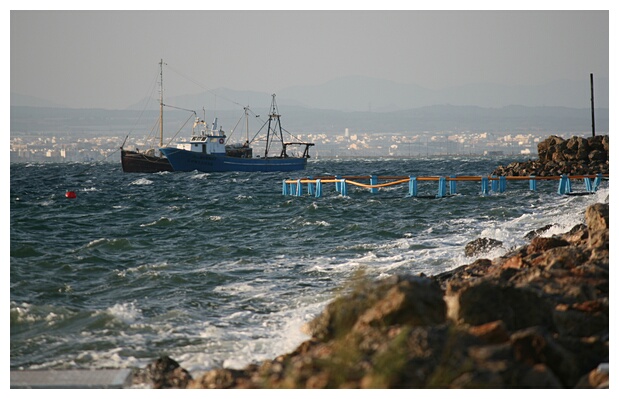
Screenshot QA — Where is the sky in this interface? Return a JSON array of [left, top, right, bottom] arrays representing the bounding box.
[[9, 3, 612, 110]]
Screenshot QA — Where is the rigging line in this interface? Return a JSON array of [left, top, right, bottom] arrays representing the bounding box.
[[245, 101, 305, 145], [165, 112, 197, 145], [249, 119, 270, 143], [228, 110, 246, 142], [163, 103, 197, 114], [281, 126, 304, 142], [123, 68, 159, 141], [245, 107, 270, 133]]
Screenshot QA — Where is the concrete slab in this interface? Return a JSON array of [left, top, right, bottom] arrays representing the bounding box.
[[10, 369, 134, 389]]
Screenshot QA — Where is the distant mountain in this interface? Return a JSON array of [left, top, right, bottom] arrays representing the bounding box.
[[10, 103, 608, 136], [277, 75, 610, 111], [11, 75, 609, 112], [10, 92, 65, 108]]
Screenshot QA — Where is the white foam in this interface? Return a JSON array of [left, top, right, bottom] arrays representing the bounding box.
[[130, 178, 152, 185], [106, 302, 142, 324]]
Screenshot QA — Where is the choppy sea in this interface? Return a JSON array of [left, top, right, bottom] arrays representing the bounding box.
[[9, 157, 609, 378]]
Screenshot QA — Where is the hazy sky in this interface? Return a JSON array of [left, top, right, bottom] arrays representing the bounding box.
[[10, 7, 610, 110]]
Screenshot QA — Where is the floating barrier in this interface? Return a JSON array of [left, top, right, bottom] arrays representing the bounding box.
[[282, 173, 608, 198]]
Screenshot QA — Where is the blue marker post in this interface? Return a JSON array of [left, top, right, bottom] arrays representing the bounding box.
[[491, 175, 498, 192], [296, 179, 303, 196], [449, 175, 457, 195], [370, 175, 378, 194], [408, 176, 418, 197], [557, 174, 572, 195], [307, 178, 315, 196], [340, 179, 347, 196], [594, 173, 603, 191], [529, 175, 537, 191], [481, 176, 489, 196], [282, 180, 288, 195], [584, 177, 594, 193], [335, 175, 341, 193], [499, 176, 506, 193], [437, 177, 447, 198], [315, 179, 322, 198]]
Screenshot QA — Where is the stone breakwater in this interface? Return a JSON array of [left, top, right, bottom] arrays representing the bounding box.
[[135, 201, 609, 389], [492, 135, 609, 177]]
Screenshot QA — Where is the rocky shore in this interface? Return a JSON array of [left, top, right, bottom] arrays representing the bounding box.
[[491, 135, 609, 177], [133, 134, 609, 389]]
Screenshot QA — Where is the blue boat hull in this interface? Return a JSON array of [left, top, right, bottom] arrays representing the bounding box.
[[160, 148, 308, 172]]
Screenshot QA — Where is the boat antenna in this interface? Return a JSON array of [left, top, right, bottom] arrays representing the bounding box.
[[590, 73, 596, 138]]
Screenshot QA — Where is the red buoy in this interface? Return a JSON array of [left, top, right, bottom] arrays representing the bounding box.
[[65, 191, 77, 199]]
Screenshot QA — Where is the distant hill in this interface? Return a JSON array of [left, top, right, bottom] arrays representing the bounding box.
[[11, 75, 607, 113], [127, 75, 609, 113], [10, 92, 65, 108], [276, 75, 610, 111], [10, 103, 608, 136]]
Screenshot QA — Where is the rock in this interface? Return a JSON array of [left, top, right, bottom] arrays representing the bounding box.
[[574, 364, 609, 388], [524, 224, 554, 240], [187, 368, 248, 389], [353, 276, 446, 330], [304, 275, 446, 342], [585, 203, 609, 250], [464, 237, 503, 257], [467, 320, 510, 344], [553, 299, 609, 338], [451, 280, 554, 331], [526, 236, 569, 254], [517, 364, 563, 388], [492, 135, 608, 177], [510, 326, 581, 386], [135, 356, 193, 389]]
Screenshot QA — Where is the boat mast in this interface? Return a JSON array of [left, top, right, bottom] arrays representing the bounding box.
[[245, 106, 249, 143], [159, 59, 164, 148], [265, 94, 281, 158]]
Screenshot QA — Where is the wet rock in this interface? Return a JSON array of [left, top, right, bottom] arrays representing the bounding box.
[[526, 236, 569, 254], [135, 356, 193, 389], [524, 224, 554, 240], [464, 237, 503, 257]]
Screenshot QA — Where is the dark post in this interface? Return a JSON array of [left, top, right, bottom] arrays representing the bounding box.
[[590, 73, 595, 137]]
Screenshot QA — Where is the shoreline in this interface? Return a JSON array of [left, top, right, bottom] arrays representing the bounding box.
[[134, 196, 608, 388], [136, 135, 609, 388]]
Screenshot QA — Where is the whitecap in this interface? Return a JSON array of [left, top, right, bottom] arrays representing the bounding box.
[[191, 173, 209, 180], [106, 302, 142, 324], [130, 178, 152, 185]]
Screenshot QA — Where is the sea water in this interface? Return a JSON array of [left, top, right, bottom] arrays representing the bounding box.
[[9, 157, 609, 376]]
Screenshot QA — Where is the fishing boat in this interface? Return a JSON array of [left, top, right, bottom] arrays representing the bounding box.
[[120, 59, 174, 173], [160, 94, 314, 173]]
